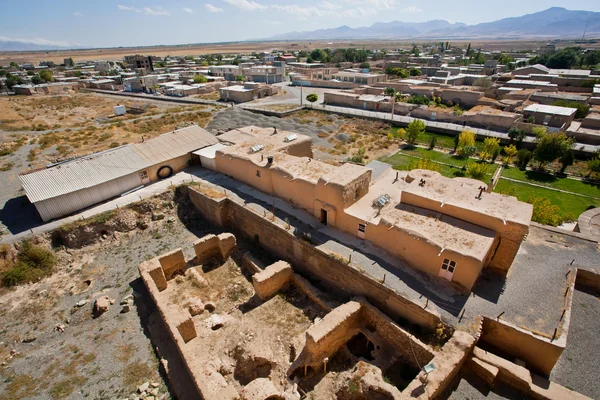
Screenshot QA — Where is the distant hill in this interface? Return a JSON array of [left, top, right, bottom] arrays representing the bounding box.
[[265, 7, 600, 40], [0, 40, 73, 52]]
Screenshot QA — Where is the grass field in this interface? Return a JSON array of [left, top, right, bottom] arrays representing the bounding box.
[[380, 147, 498, 184], [501, 167, 600, 199], [494, 179, 600, 219]]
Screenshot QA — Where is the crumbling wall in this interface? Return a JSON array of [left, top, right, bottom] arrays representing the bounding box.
[[480, 317, 565, 376], [187, 186, 442, 330], [158, 248, 186, 279], [252, 261, 293, 300]]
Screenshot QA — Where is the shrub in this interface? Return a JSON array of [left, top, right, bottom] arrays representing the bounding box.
[[2, 240, 56, 287], [404, 120, 425, 145], [480, 137, 500, 161], [528, 196, 571, 226], [516, 149, 532, 169], [466, 162, 489, 181], [428, 136, 437, 150], [457, 130, 476, 156], [407, 158, 441, 173], [553, 100, 590, 119], [503, 145, 518, 165]]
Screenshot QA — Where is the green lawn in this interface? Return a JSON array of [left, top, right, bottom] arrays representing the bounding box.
[[390, 128, 487, 152], [494, 179, 600, 219], [380, 147, 498, 185], [501, 167, 600, 199]]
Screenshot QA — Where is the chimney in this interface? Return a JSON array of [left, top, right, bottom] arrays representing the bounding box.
[[267, 156, 274, 164]]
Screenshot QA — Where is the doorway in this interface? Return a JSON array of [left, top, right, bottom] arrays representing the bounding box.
[[320, 209, 328, 225], [438, 258, 456, 281]]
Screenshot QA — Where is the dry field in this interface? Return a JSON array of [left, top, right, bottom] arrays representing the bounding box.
[[0, 92, 220, 169], [2, 39, 598, 66]]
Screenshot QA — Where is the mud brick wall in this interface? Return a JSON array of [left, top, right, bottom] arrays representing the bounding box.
[[188, 186, 442, 330]]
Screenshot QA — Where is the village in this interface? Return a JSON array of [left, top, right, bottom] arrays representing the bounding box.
[[0, 33, 600, 400]]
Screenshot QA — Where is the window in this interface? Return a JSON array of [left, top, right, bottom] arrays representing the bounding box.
[[441, 258, 456, 273], [358, 223, 366, 233], [139, 170, 148, 180], [256, 170, 261, 177]]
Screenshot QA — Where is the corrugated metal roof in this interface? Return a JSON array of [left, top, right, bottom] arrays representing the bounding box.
[[20, 125, 218, 203], [524, 104, 577, 116]]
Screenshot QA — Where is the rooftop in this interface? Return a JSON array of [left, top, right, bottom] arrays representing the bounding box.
[[20, 125, 218, 204], [524, 104, 577, 116]]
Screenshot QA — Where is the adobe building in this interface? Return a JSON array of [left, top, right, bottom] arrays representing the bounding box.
[[209, 126, 532, 292]]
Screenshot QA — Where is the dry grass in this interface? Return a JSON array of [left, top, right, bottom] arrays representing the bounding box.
[[189, 182, 226, 199], [123, 361, 156, 390], [196, 91, 221, 101]]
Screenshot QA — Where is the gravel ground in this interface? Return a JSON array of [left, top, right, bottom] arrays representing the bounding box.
[[551, 286, 600, 399], [0, 191, 227, 400], [206, 107, 345, 160]]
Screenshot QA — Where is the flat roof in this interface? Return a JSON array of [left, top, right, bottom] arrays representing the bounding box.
[[345, 169, 496, 259], [524, 104, 577, 116], [506, 79, 557, 87], [220, 85, 253, 92], [333, 71, 381, 78]]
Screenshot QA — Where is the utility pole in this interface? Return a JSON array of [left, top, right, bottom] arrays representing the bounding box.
[[300, 84, 303, 106]]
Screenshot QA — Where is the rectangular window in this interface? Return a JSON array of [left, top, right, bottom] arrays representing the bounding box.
[[441, 258, 456, 273], [358, 223, 366, 233], [256, 170, 261, 177]]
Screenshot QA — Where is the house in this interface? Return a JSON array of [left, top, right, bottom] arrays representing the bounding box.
[[206, 126, 532, 292], [208, 65, 240, 81], [12, 82, 80, 95], [243, 64, 285, 83], [124, 55, 154, 73], [330, 71, 387, 86], [20, 125, 219, 222], [219, 82, 280, 103], [123, 75, 159, 93], [275, 54, 297, 64], [522, 104, 577, 128]]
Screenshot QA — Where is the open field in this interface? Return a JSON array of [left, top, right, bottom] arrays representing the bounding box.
[[0, 93, 220, 169], [2, 39, 599, 66]]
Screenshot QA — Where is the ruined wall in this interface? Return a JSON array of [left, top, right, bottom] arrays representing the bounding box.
[[480, 317, 564, 376], [187, 186, 442, 329]]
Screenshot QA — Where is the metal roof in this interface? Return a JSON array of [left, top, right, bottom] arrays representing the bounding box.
[[523, 104, 577, 116], [20, 125, 218, 203]]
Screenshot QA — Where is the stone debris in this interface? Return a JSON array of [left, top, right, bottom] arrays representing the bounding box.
[[167, 216, 176, 223], [74, 299, 88, 308], [22, 336, 36, 343], [55, 324, 65, 332], [138, 381, 150, 393], [152, 212, 165, 221], [206, 314, 225, 330], [93, 295, 112, 318], [188, 300, 205, 317]]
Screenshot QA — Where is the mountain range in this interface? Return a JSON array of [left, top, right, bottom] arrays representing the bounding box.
[[265, 7, 600, 41]]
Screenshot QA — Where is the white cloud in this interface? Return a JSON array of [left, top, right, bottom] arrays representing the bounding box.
[[399, 6, 422, 12], [144, 7, 170, 16], [222, 0, 266, 11], [73, 11, 83, 17], [0, 36, 73, 47], [183, 7, 195, 13], [262, 20, 282, 25], [117, 5, 141, 12], [271, 5, 323, 19], [205, 4, 224, 12], [344, 0, 396, 8], [319, 1, 342, 11], [341, 7, 377, 18]]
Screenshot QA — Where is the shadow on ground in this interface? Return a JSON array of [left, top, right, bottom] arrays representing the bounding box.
[[0, 195, 42, 234]]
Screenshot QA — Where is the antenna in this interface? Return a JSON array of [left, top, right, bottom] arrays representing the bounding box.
[[582, 19, 590, 41]]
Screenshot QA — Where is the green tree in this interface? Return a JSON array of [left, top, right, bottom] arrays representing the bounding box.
[[508, 127, 525, 145], [412, 44, 420, 57], [30, 75, 43, 85], [306, 93, 318, 104], [473, 77, 492, 92], [587, 155, 600, 178], [359, 62, 370, 69], [404, 120, 425, 145], [503, 145, 518, 165], [384, 87, 396, 97], [409, 68, 421, 76], [408, 158, 441, 173], [517, 149, 532, 169], [193, 75, 208, 83], [310, 49, 328, 62], [457, 130, 476, 156], [480, 137, 500, 161], [532, 131, 573, 170], [553, 100, 590, 119], [460, 146, 477, 164], [39, 70, 54, 82], [428, 136, 437, 150], [9, 61, 18, 69], [235, 75, 246, 82], [560, 150, 574, 173], [466, 43, 471, 57]]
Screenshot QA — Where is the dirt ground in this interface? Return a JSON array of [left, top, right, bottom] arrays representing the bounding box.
[[0, 189, 222, 400], [207, 107, 400, 163], [0, 92, 220, 169], [2, 39, 597, 66]]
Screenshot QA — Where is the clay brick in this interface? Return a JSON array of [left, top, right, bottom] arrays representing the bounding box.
[[193, 234, 220, 264], [252, 261, 293, 300], [177, 318, 197, 343], [217, 233, 237, 259], [148, 265, 168, 292], [159, 248, 186, 279]]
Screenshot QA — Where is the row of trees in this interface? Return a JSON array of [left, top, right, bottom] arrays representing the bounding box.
[[0, 69, 53, 90], [529, 47, 600, 69]]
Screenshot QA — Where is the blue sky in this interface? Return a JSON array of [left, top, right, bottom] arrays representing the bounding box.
[[0, 0, 599, 48]]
